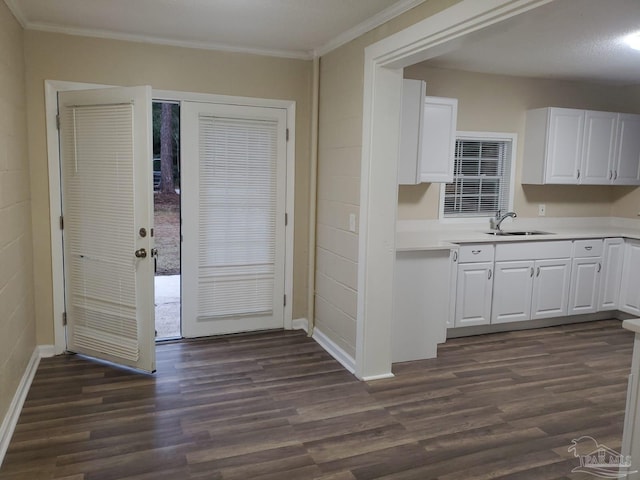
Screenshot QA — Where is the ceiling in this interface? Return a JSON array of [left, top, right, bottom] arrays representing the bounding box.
[[4, 0, 423, 59], [424, 0, 640, 86]]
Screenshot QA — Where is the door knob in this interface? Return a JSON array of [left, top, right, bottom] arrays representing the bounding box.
[[135, 248, 147, 258]]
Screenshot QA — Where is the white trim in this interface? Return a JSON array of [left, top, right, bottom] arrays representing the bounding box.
[[47, 82, 296, 351], [315, 0, 427, 57], [356, 0, 553, 379], [438, 131, 518, 220], [0, 347, 44, 466], [312, 327, 356, 374], [292, 318, 309, 332], [362, 372, 395, 381], [38, 345, 55, 358], [22, 21, 314, 60]]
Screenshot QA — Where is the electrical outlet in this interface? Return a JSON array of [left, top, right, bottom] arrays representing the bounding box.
[[538, 204, 546, 216], [349, 213, 357, 232]]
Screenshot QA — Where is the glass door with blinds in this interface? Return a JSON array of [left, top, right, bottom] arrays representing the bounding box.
[[181, 102, 287, 337], [58, 86, 156, 372]]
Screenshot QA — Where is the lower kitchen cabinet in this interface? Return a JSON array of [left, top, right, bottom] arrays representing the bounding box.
[[455, 262, 493, 327], [531, 259, 572, 319], [491, 260, 534, 324], [598, 238, 624, 311], [568, 257, 601, 315], [620, 240, 640, 316]]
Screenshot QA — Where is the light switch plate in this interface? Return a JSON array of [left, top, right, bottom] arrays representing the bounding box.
[[349, 213, 357, 232]]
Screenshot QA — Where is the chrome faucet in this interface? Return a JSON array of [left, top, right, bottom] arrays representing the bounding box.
[[490, 210, 517, 231]]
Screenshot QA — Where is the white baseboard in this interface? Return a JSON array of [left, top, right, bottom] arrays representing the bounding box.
[[0, 346, 47, 466], [292, 317, 309, 333], [312, 327, 356, 374], [38, 345, 55, 358], [362, 372, 395, 381]]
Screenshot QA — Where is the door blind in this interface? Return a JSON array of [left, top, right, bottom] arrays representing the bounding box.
[[61, 103, 139, 361], [196, 115, 277, 320], [444, 138, 512, 217]]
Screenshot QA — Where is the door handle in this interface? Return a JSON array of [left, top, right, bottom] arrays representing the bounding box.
[[536, 266, 540, 277], [530, 267, 534, 277], [135, 248, 147, 258], [488, 269, 492, 280], [598, 262, 602, 273]]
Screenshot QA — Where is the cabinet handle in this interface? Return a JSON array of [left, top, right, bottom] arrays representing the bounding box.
[[488, 269, 492, 280], [453, 251, 458, 262], [609, 170, 613, 180], [472, 250, 481, 255], [536, 266, 540, 277], [577, 169, 581, 179], [615, 170, 618, 180], [530, 266, 534, 277], [585, 246, 592, 251], [598, 262, 602, 273]]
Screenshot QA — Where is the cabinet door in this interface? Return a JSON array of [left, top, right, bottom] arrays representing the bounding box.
[[598, 238, 624, 311], [581, 110, 617, 185], [419, 97, 457, 183], [619, 241, 640, 316], [545, 108, 584, 184], [398, 79, 426, 185], [491, 261, 534, 324], [614, 114, 640, 185], [568, 257, 601, 315], [455, 262, 493, 327], [531, 258, 571, 319], [447, 249, 458, 328]]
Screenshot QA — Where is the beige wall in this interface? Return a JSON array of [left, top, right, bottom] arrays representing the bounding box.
[[0, 4, 36, 422], [315, 0, 461, 357], [23, 31, 313, 344], [399, 65, 640, 220]]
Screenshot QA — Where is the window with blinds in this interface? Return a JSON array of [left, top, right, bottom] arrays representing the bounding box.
[[442, 135, 515, 218]]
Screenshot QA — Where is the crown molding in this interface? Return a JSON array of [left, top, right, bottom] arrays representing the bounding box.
[[23, 21, 315, 61], [314, 0, 427, 57], [3, 0, 27, 27]]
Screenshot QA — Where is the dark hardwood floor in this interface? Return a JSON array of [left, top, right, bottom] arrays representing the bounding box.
[[0, 319, 633, 479]]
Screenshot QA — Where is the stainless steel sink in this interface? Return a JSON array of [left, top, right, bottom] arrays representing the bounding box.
[[484, 230, 552, 236]]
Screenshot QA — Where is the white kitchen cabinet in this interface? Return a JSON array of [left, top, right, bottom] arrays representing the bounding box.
[[455, 262, 493, 327], [491, 260, 534, 324], [522, 107, 640, 186], [568, 239, 603, 315], [614, 114, 640, 185], [619, 240, 640, 316], [398, 79, 458, 184], [523, 107, 584, 184], [492, 241, 572, 323], [531, 258, 572, 319], [581, 111, 618, 185], [598, 238, 624, 311]]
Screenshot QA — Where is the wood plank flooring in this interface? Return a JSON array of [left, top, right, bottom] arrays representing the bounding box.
[[0, 319, 633, 479]]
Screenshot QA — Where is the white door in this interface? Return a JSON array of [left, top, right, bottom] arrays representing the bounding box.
[[581, 110, 617, 185], [568, 257, 601, 315], [182, 102, 287, 337], [454, 262, 493, 327], [59, 86, 155, 372], [619, 240, 640, 316], [491, 260, 534, 324], [531, 258, 571, 319], [614, 114, 640, 185], [545, 108, 584, 184], [598, 238, 624, 311]]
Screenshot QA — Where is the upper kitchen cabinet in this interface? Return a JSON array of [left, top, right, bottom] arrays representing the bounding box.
[[398, 79, 458, 185], [522, 107, 640, 186]]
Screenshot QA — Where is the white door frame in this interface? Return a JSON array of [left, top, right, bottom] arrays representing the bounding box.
[[356, 0, 552, 379], [46, 82, 296, 354]]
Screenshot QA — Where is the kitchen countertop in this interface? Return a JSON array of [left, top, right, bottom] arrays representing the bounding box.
[[396, 217, 640, 252]]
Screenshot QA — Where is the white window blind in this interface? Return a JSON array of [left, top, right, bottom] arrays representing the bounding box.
[[443, 137, 513, 218], [61, 103, 139, 361], [197, 115, 277, 320]]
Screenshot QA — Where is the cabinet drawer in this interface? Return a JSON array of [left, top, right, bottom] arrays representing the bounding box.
[[458, 244, 495, 263], [495, 241, 572, 261], [573, 239, 603, 257]]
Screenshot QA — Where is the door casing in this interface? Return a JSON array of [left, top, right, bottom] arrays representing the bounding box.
[[46, 82, 296, 354]]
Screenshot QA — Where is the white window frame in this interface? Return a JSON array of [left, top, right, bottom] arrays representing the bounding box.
[[438, 131, 517, 223]]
